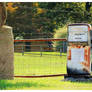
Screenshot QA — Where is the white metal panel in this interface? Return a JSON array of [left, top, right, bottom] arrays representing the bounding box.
[[68, 26, 88, 42], [67, 48, 84, 70]]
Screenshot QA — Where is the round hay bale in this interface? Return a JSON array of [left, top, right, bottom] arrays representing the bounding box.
[[0, 25, 14, 79]]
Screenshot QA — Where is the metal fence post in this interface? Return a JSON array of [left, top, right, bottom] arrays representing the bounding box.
[[22, 45, 24, 56], [40, 46, 42, 56], [65, 41, 67, 52], [63, 41, 65, 53], [60, 47, 62, 56]]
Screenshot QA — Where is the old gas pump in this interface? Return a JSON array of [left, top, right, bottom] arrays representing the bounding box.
[[66, 23, 91, 77]]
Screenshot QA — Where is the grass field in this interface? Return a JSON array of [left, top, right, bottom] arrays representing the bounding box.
[[0, 52, 92, 90], [15, 52, 66, 76]]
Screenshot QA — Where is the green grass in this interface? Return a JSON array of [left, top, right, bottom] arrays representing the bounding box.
[[0, 52, 92, 90], [14, 52, 66, 76]]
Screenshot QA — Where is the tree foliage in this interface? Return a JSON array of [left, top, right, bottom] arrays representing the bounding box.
[[6, 2, 92, 39]]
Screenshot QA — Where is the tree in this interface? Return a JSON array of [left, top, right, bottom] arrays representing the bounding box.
[[6, 2, 92, 39], [84, 2, 92, 22]]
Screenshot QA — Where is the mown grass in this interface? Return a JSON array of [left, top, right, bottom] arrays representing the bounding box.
[[0, 52, 92, 90], [14, 52, 66, 76]]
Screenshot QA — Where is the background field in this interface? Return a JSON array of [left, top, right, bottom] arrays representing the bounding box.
[[0, 52, 92, 90]]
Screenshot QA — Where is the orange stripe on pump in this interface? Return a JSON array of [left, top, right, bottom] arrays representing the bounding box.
[[81, 46, 90, 69], [84, 47, 87, 61], [88, 26, 91, 31], [68, 47, 71, 60]]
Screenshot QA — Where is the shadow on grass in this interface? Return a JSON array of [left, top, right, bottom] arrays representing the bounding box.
[[68, 79, 92, 84], [0, 80, 49, 90]]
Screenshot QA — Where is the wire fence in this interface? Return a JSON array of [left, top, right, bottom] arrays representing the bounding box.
[[14, 39, 67, 76], [14, 39, 67, 56]]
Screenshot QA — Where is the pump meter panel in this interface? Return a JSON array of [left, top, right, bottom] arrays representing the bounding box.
[[68, 25, 88, 42]]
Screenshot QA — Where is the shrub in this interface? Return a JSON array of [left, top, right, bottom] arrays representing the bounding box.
[[53, 25, 67, 51]]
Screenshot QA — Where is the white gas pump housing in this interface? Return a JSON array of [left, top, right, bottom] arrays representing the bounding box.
[[67, 23, 91, 75]]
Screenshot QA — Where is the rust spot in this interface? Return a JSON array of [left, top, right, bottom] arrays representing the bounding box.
[[83, 68, 89, 73], [68, 47, 71, 60]]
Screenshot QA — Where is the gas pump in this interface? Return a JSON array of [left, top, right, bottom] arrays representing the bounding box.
[[67, 23, 91, 76]]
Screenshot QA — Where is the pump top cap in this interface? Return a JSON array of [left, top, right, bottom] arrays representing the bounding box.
[[68, 23, 91, 30]]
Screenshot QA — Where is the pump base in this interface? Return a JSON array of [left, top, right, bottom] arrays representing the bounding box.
[[64, 74, 92, 81]]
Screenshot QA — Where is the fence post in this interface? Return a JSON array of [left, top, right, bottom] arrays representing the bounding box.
[[60, 47, 62, 56], [63, 41, 65, 53], [65, 41, 67, 52], [22, 45, 24, 56], [40, 46, 42, 56]]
